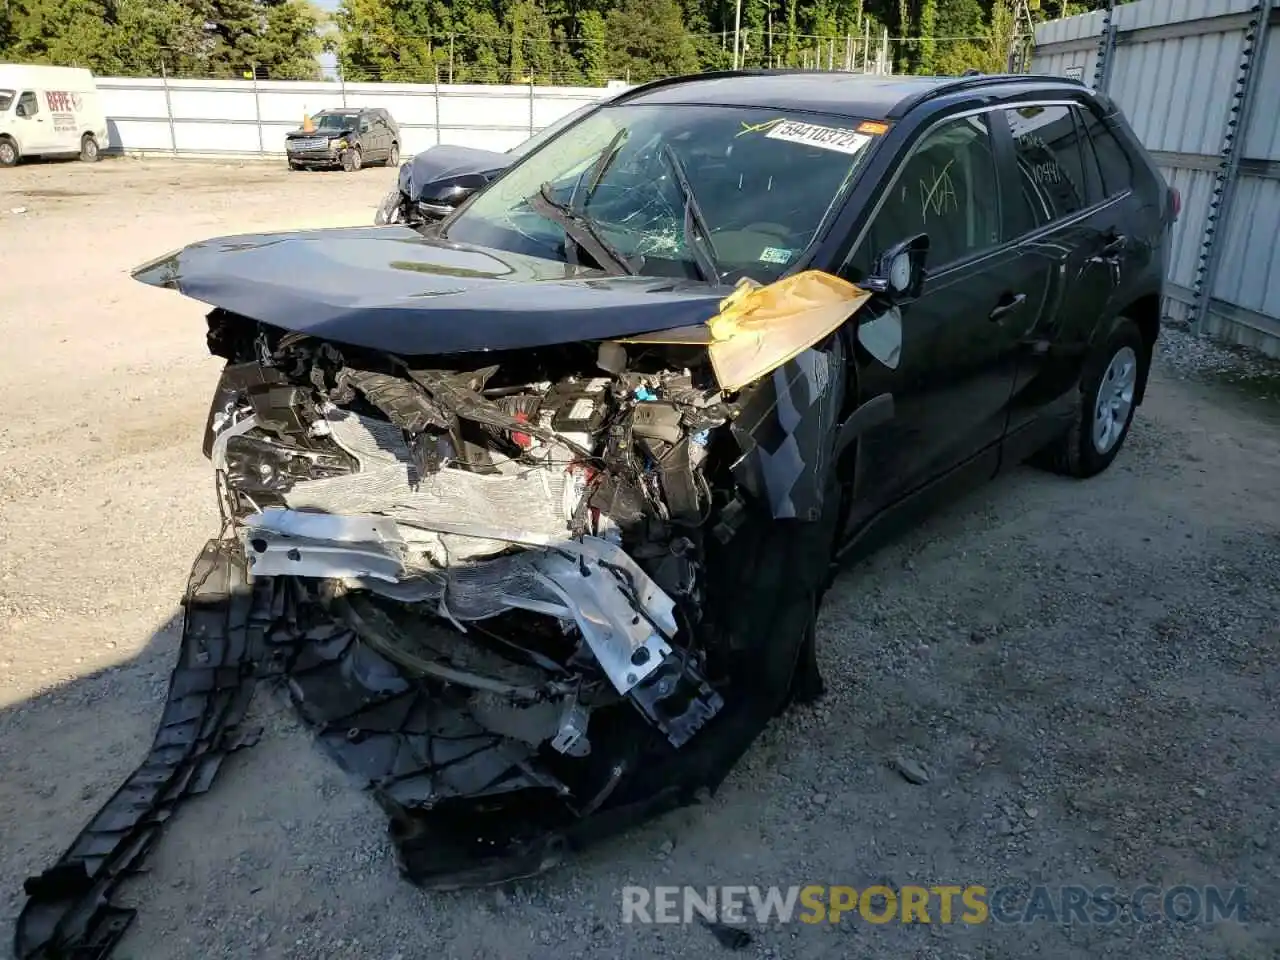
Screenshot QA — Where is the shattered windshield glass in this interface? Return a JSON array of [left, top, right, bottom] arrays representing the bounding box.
[[312, 111, 359, 130], [446, 104, 880, 283], [0, 90, 14, 112]]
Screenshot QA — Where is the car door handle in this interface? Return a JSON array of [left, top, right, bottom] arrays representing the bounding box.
[[988, 292, 1027, 321], [1099, 233, 1127, 257]]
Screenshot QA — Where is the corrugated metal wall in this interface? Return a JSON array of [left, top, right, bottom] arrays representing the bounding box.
[[1033, 0, 1280, 357]]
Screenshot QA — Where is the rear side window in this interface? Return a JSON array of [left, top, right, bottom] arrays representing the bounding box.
[[848, 113, 1002, 277], [1079, 108, 1133, 197], [1004, 104, 1089, 226]]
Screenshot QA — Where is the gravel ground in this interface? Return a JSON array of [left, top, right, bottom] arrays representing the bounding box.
[[1, 157, 1278, 960]]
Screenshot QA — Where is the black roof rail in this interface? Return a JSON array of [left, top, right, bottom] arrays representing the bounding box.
[[610, 68, 821, 104], [885, 72, 1084, 118]]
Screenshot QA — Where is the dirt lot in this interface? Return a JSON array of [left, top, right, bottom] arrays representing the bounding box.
[[1, 157, 1278, 960]]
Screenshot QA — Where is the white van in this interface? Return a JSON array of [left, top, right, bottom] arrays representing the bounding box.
[[0, 64, 109, 167]]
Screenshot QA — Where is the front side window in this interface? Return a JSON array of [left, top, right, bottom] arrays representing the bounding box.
[[1005, 104, 1090, 227], [17, 91, 38, 117], [847, 113, 1001, 279], [446, 104, 881, 283], [0, 91, 14, 112]]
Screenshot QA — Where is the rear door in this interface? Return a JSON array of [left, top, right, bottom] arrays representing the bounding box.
[[999, 100, 1134, 440], [356, 113, 377, 158], [368, 113, 390, 160], [839, 109, 1038, 520]]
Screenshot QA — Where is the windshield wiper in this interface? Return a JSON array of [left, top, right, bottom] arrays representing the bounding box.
[[660, 143, 720, 284], [572, 128, 629, 215], [528, 182, 638, 276]]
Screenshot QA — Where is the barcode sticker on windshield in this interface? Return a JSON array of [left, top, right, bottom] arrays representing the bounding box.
[[765, 120, 871, 155]]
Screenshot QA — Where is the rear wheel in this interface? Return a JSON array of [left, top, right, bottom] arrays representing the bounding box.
[[1032, 316, 1146, 478], [341, 147, 362, 173], [79, 134, 100, 162], [0, 138, 19, 167]]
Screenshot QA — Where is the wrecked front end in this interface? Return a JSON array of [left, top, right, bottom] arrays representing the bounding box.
[[16, 267, 852, 960], [196, 306, 836, 877]]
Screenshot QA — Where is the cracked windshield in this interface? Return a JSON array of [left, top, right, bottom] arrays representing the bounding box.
[[445, 104, 880, 284]]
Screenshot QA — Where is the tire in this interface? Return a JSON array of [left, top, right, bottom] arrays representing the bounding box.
[[388, 142, 400, 166], [288, 159, 303, 171], [0, 138, 18, 167], [341, 147, 362, 173], [79, 134, 100, 162], [374, 188, 403, 225], [1033, 316, 1146, 478]]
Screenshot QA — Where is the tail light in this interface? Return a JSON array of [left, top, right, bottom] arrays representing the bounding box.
[[1170, 187, 1181, 222]]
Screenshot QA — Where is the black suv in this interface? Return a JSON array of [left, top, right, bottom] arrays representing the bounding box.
[[86, 70, 1176, 913], [285, 107, 400, 172]]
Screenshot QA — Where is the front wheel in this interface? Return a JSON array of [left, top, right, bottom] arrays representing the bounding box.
[[341, 147, 362, 173], [374, 188, 403, 225], [0, 138, 20, 167], [387, 142, 400, 166], [79, 134, 100, 162], [1032, 316, 1146, 478]]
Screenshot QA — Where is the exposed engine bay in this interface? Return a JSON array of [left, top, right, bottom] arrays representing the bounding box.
[[213, 310, 738, 752], [16, 300, 845, 959]]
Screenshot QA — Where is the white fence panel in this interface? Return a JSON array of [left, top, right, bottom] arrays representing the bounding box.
[[95, 76, 618, 161]]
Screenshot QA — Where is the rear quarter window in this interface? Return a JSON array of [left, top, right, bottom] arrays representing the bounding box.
[[1079, 108, 1134, 197]]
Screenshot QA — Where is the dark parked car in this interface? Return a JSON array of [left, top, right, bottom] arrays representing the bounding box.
[[19, 70, 1176, 957], [285, 106, 400, 172], [374, 98, 609, 225]]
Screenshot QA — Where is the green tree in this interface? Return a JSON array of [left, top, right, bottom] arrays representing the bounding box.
[[604, 0, 697, 82], [2, 0, 116, 68], [916, 0, 936, 74], [931, 0, 988, 75], [1, 0, 320, 77], [576, 8, 608, 84]]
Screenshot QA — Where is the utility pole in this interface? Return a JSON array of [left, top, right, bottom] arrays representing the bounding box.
[[1009, 0, 1037, 73], [732, 0, 742, 69]]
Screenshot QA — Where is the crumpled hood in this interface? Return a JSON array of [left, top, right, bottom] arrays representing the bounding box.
[[402, 143, 511, 199], [132, 226, 727, 355]]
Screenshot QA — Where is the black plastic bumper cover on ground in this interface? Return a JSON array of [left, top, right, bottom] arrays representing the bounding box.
[[14, 535, 815, 959], [13, 541, 272, 960]]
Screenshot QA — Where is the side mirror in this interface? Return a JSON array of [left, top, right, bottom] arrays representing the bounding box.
[[861, 234, 929, 299], [15, 104, 27, 118]]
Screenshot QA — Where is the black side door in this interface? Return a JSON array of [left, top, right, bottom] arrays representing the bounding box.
[[998, 100, 1133, 452], [837, 109, 1040, 530]]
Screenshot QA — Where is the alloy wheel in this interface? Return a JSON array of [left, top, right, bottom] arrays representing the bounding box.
[[1092, 345, 1137, 454]]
